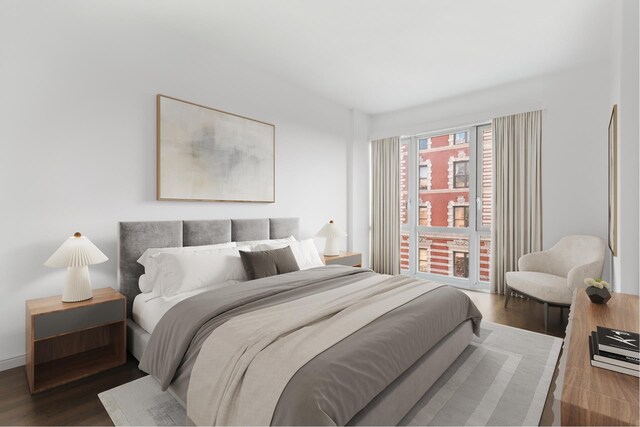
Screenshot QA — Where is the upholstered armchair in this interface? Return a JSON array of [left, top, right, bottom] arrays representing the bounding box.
[[505, 235, 606, 332]]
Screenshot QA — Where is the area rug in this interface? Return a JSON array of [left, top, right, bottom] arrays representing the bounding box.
[[99, 321, 562, 426]]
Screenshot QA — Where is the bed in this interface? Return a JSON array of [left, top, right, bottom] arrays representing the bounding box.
[[118, 218, 482, 426]]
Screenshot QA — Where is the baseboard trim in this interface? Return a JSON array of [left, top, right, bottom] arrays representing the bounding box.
[[0, 354, 25, 372]]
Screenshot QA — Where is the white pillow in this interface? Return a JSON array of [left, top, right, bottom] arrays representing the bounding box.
[[137, 242, 237, 292], [153, 246, 249, 297], [137, 241, 237, 268], [138, 274, 153, 293], [254, 239, 323, 270], [295, 239, 325, 269], [237, 235, 296, 247]]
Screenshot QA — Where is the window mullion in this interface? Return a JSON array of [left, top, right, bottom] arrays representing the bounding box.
[[468, 125, 478, 286], [408, 137, 417, 275]]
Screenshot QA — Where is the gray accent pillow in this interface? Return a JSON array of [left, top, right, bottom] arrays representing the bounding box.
[[239, 246, 300, 280]]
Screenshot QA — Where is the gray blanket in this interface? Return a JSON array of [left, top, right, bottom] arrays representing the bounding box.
[[139, 266, 482, 425]]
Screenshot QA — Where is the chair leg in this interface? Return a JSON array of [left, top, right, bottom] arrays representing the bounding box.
[[504, 286, 511, 309], [544, 302, 549, 334]]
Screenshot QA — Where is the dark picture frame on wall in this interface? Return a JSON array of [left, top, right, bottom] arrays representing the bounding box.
[[608, 104, 618, 256]]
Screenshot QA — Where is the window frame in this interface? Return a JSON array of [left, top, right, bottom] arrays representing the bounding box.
[[419, 205, 430, 226], [400, 123, 490, 291], [453, 160, 469, 189], [454, 131, 469, 145], [475, 123, 492, 283], [453, 205, 469, 228], [453, 251, 470, 278], [476, 124, 492, 233], [419, 164, 430, 190]]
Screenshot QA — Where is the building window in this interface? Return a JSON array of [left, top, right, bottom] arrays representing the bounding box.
[[453, 160, 469, 188], [419, 165, 430, 189], [453, 206, 469, 228], [454, 131, 469, 145], [419, 138, 430, 150], [419, 248, 429, 272], [419, 203, 431, 226], [453, 251, 469, 278]]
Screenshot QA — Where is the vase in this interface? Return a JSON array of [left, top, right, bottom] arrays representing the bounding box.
[[585, 286, 611, 304]]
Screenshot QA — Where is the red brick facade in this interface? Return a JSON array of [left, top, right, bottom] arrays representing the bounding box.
[[400, 128, 492, 283]]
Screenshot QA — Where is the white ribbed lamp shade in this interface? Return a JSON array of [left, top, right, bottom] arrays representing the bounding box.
[[315, 221, 347, 238], [44, 232, 108, 302], [45, 233, 108, 267], [315, 220, 347, 257]]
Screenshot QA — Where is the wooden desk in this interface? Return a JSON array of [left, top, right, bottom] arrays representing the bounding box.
[[561, 289, 639, 425]]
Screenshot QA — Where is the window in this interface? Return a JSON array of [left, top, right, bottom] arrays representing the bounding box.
[[453, 206, 469, 228], [478, 126, 493, 228], [399, 124, 492, 289], [476, 125, 493, 284], [454, 131, 469, 145], [419, 248, 429, 272], [453, 252, 469, 278], [419, 165, 430, 189], [419, 205, 430, 226], [453, 161, 469, 188], [400, 144, 409, 225]]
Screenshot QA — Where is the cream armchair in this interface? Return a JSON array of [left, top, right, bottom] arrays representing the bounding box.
[[505, 235, 606, 332]]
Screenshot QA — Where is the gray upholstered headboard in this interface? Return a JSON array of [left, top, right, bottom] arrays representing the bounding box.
[[118, 217, 299, 317]]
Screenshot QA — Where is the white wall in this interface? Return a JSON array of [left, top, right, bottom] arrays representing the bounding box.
[[0, 2, 352, 366], [610, 0, 640, 295], [370, 62, 614, 284], [348, 110, 372, 267]]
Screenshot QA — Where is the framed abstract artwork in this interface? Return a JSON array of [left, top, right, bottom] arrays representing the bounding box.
[[608, 104, 617, 256], [157, 95, 275, 202]]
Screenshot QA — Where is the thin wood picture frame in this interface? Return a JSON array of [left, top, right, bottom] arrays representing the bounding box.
[[608, 104, 617, 256], [157, 94, 275, 203]]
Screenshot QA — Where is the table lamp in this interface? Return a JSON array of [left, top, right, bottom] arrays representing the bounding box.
[[44, 232, 108, 302], [316, 220, 347, 256]]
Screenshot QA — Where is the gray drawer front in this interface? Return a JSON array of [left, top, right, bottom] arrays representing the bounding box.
[[326, 254, 361, 267], [34, 300, 124, 340]]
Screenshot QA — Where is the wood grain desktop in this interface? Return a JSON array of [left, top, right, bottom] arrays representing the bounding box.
[[322, 251, 362, 267], [561, 289, 639, 426]]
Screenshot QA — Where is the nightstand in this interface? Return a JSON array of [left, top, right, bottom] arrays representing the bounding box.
[[25, 287, 126, 394], [322, 251, 362, 267]]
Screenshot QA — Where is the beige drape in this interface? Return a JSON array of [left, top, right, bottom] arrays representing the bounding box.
[[371, 137, 401, 275], [491, 111, 543, 294]]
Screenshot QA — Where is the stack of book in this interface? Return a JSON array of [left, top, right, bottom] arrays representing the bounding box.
[[589, 326, 639, 377]]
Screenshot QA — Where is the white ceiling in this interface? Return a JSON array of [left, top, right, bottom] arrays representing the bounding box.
[[128, 0, 614, 114]]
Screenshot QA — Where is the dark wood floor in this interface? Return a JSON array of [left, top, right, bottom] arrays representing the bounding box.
[[0, 291, 566, 426], [462, 289, 568, 338]]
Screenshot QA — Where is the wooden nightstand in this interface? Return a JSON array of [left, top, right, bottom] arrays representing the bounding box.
[[322, 251, 362, 267], [25, 287, 126, 394]]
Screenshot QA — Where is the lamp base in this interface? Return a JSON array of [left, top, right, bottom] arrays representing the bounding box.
[[62, 266, 93, 302], [323, 237, 340, 257]]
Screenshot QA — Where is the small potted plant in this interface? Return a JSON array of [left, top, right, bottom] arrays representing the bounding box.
[[584, 277, 611, 304]]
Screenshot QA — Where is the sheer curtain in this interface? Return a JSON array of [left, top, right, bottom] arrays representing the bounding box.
[[371, 137, 401, 275], [491, 110, 543, 294]]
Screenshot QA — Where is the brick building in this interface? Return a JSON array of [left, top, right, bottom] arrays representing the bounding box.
[[400, 129, 492, 282]]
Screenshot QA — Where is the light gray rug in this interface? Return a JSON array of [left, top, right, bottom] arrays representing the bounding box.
[[99, 322, 561, 426]]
